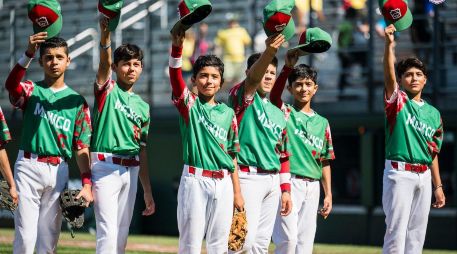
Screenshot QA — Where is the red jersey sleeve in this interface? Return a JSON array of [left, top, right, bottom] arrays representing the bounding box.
[[72, 100, 92, 150], [227, 113, 240, 156], [270, 65, 293, 110], [94, 73, 116, 113], [229, 81, 255, 125], [5, 53, 36, 109], [384, 87, 408, 134], [169, 45, 196, 124]]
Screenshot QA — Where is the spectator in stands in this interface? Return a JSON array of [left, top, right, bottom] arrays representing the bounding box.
[[182, 29, 196, 83], [337, 7, 369, 99], [294, 0, 325, 33], [191, 22, 213, 63], [214, 13, 251, 89], [343, 0, 367, 18]]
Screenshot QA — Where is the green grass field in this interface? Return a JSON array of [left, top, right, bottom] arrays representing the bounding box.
[[0, 229, 455, 254]]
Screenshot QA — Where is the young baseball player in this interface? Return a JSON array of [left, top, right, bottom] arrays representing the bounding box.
[[4, 32, 93, 254], [382, 24, 445, 254], [91, 17, 156, 253], [228, 33, 293, 253], [170, 27, 244, 254], [270, 52, 335, 254], [0, 107, 18, 206]]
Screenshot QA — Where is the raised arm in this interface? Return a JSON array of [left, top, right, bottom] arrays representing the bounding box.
[[169, 28, 187, 98], [97, 17, 112, 86], [270, 50, 299, 108], [384, 24, 397, 99], [5, 32, 47, 106], [244, 34, 285, 98]]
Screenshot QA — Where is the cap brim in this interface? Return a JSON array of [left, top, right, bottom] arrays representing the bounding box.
[[170, 4, 212, 34], [290, 39, 332, 54], [264, 18, 295, 41], [287, 47, 308, 56], [33, 15, 62, 39], [108, 15, 120, 31], [387, 8, 413, 32]]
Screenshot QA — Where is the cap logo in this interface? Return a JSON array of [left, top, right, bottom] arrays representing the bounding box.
[[389, 8, 402, 20], [275, 23, 286, 32], [35, 17, 50, 27], [177, 0, 190, 18]]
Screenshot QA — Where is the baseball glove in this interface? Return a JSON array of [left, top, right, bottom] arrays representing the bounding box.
[[0, 180, 17, 212], [60, 189, 87, 238], [228, 208, 248, 251]]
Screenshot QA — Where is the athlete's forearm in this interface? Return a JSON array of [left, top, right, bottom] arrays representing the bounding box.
[[169, 45, 187, 98], [321, 162, 332, 198], [279, 157, 291, 192], [270, 65, 292, 108], [383, 39, 397, 98], [139, 146, 152, 194], [244, 48, 277, 96], [97, 25, 112, 86], [75, 148, 92, 186], [5, 53, 32, 101], [230, 157, 242, 195], [0, 148, 15, 188], [430, 155, 443, 189]]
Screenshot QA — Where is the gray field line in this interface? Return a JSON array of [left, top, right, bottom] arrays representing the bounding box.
[[0, 235, 180, 253]]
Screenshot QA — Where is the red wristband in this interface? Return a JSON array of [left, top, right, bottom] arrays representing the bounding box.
[[81, 172, 92, 186], [280, 183, 291, 193]]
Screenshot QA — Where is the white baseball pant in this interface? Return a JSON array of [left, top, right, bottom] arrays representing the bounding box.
[[92, 158, 139, 254], [229, 171, 280, 254], [177, 165, 234, 254], [13, 150, 69, 254], [382, 160, 432, 254], [273, 177, 320, 254]]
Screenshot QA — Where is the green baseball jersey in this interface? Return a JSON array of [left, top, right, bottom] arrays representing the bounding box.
[[0, 107, 12, 146], [15, 81, 91, 159], [282, 104, 335, 179], [172, 87, 239, 171], [385, 89, 443, 165], [229, 82, 289, 171], [91, 76, 150, 155]]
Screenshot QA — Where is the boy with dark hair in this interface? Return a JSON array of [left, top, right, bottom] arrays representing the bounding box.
[[270, 52, 335, 254], [0, 107, 17, 206], [170, 27, 244, 254], [228, 34, 293, 253], [382, 24, 445, 254], [5, 32, 93, 254], [91, 18, 155, 253]]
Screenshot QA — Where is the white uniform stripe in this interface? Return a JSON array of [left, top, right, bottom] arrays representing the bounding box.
[[169, 56, 182, 68], [279, 173, 291, 184], [18, 53, 33, 69]]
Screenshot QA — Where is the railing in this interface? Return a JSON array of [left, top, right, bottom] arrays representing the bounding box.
[[66, 0, 167, 71]]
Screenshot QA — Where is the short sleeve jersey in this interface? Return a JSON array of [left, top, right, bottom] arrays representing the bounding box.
[[91, 75, 150, 156], [0, 107, 12, 147], [173, 87, 239, 171], [282, 104, 335, 179], [12, 81, 91, 159], [385, 89, 443, 165], [229, 82, 288, 171]]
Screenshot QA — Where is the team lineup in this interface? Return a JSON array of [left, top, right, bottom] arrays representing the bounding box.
[[0, 0, 447, 254]]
